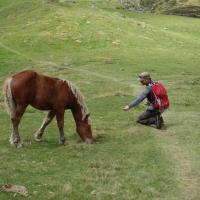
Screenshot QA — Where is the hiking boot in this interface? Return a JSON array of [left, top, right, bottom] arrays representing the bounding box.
[[160, 116, 164, 125], [155, 114, 163, 129]]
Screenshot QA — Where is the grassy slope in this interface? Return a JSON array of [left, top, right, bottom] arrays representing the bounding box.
[[0, 0, 200, 199]]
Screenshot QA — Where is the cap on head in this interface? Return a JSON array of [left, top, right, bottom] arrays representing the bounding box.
[[138, 72, 151, 81]]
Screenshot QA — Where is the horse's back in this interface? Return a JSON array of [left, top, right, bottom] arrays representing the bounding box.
[[11, 70, 70, 110], [12, 70, 37, 85], [33, 73, 72, 110]]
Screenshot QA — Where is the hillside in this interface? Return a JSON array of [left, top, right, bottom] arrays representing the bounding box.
[[0, 0, 200, 199]]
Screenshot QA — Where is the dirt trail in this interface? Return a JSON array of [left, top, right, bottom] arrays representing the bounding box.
[[156, 132, 199, 200]]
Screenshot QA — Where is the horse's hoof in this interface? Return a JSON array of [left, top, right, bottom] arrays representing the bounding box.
[[59, 140, 68, 145], [14, 142, 24, 148], [85, 138, 93, 144], [9, 138, 14, 145], [34, 135, 43, 142], [10, 140, 14, 146]]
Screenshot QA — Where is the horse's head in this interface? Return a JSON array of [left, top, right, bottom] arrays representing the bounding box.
[[76, 114, 93, 144]]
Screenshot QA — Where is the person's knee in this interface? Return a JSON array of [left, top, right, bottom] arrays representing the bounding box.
[[136, 117, 142, 124], [137, 115, 145, 123], [137, 119, 146, 125]]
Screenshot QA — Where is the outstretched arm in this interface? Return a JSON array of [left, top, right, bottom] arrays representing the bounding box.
[[123, 86, 151, 111]]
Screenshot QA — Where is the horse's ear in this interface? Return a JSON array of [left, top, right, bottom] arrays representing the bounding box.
[[84, 113, 90, 122]]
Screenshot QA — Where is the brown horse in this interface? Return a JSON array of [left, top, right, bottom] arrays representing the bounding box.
[[3, 70, 93, 147]]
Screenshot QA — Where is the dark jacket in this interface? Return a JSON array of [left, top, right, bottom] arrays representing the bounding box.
[[128, 82, 155, 110]]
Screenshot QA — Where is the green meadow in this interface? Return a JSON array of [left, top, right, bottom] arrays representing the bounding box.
[[0, 0, 200, 199]]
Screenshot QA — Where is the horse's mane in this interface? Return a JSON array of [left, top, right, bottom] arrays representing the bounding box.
[[63, 80, 91, 124]]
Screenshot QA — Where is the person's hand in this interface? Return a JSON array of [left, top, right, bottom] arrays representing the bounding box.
[[123, 105, 129, 112]]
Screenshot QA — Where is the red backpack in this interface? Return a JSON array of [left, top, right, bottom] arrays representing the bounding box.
[[151, 82, 169, 111]]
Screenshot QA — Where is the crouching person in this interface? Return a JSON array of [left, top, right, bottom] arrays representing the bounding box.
[[123, 72, 169, 129]]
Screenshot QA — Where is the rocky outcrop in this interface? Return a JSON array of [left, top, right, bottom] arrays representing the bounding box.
[[165, 5, 200, 17], [119, 0, 200, 17]]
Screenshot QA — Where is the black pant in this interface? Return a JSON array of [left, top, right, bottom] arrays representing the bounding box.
[[137, 110, 161, 125]]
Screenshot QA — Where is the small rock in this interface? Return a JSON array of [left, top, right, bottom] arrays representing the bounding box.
[[2, 184, 28, 197], [75, 40, 82, 43]]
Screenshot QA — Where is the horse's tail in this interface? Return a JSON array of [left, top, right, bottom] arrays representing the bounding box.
[[3, 77, 16, 117]]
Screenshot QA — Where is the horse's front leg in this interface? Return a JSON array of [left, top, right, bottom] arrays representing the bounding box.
[[10, 104, 27, 148], [34, 110, 55, 142], [56, 110, 67, 145]]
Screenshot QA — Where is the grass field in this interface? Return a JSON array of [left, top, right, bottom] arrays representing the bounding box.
[[0, 0, 200, 199]]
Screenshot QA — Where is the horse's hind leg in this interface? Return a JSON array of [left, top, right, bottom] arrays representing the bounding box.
[[34, 110, 55, 142], [56, 111, 67, 145], [10, 104, 27, 148]]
